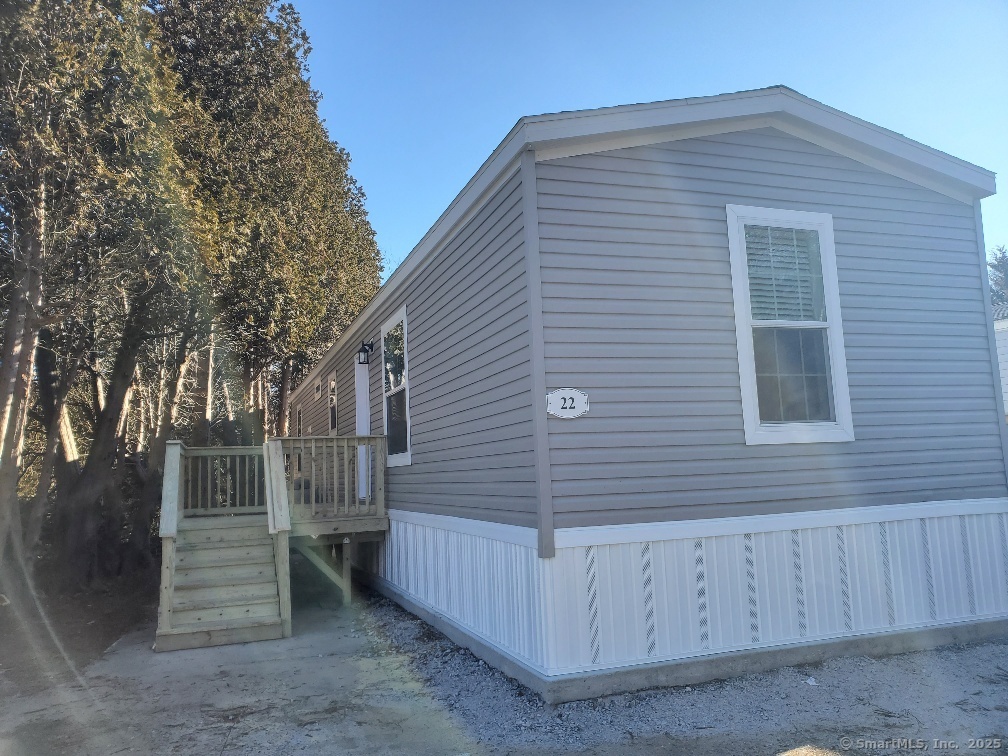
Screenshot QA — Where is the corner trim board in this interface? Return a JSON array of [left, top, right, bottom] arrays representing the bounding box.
[[520, 149, 555, 558], [974, 200, 1008, 488]]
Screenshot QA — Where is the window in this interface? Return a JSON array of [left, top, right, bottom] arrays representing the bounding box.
[[726, 205, 853, 445], [381, 306, 411, 465], [328, 376, 338, 434], [314, 380, 322, 401]]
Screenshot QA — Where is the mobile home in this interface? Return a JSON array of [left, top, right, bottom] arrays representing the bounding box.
[[282, 87, 1008, 700]]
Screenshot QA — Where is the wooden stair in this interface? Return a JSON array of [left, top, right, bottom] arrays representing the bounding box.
[[155, 514, 285, 651]]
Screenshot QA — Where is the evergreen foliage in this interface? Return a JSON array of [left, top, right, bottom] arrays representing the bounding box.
[[988, 246, 1008, 306], [0, 0, 381, 578]]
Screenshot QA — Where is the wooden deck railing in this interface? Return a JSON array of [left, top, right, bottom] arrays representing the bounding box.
[[180, 445, 267, 514], [275, 436, 387, 522], [158, 441, 292, 638]]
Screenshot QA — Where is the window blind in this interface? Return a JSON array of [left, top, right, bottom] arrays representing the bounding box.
[[744, 225, 826, 322]]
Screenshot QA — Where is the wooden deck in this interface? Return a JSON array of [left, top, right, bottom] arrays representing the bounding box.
[[275, 436, 389, 538], [155, 436, 389, 650]]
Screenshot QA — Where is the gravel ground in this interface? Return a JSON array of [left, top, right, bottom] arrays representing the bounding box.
[[2, 555, 1007, 755], [360, 591, 1008, 755]]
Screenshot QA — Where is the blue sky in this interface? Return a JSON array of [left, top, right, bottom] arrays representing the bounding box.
[[295, 0, 1008, 281]]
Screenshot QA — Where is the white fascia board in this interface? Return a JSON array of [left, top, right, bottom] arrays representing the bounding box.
[[776, 91, 995, 197], [523, 87, 789, 141], [297, 87, 995, 398], [528, 87, 995, 202], [533, 115, 779, 162]]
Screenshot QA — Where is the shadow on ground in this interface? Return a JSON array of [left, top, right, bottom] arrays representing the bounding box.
[[1, 554, 1006, 755]]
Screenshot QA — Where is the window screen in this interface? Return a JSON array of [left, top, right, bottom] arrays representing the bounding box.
[[383, 319, 409, 458], [745, 224, 833, 424]]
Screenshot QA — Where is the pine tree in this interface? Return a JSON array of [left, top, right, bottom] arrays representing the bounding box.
[[988, 246, 1008, 306], [152, 0, 381, 441]]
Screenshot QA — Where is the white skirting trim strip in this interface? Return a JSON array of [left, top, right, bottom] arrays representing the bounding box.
[[377, 500, 1008, 677]]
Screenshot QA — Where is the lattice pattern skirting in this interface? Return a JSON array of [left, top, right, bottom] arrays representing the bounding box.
[[377, 502, 1008, 677]]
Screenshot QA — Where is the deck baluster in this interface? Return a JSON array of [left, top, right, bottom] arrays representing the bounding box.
[[336, 441, 344, 520], [286, 439, 295, 512], [343, 438, 350, 515], [309, 438, 316, 517], [366, 438, 372, 513], [322, 438, 329, 518]]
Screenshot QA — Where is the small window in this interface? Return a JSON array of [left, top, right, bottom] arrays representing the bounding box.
[[727, 205, 853, 445], [314, 380, 322, 401], [296, 408, 302, 437], [381, 306, 411, 466], [328, 376, 338, 434]]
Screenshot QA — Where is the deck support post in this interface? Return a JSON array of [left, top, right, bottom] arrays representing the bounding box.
[[275, 531, 292, 636], [157, 537, 175, 634], [343, 541, 354, 604]]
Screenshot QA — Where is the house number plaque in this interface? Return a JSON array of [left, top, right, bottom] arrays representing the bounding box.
[[546, 388, 589, 419]]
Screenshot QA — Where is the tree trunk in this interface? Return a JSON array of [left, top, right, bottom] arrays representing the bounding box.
[[0, 177, 45, 562], [189, 326, 214, 446], [25, 413, 60, 553], [259, 370, 270, 440], [151, 312, 197, 462], [0, 327, 39, 562], [277, 356, 292, 436], [60, 406, 80, 466], [60, 289, 155, 579], [137, 387, 148, 451]]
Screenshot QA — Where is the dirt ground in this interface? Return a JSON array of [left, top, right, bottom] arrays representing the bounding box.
[[1, 554, 1007, 755]]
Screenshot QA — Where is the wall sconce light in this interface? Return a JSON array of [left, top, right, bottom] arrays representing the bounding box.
[[357, 341, 374, 365]]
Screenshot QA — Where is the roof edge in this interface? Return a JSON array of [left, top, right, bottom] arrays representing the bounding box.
[[294, 87, 997, 397]]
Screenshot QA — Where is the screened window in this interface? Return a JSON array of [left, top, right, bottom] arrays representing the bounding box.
[[382, 307, 411, 465], [727, 206, 853, 445]]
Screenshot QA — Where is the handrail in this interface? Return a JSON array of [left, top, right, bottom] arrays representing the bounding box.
[[179, 445, 266, 513], [184, 446, 265, 457], [157, 440, 184, 636], [264, 439, 292, 534], [263, 439, 293, 637], [159, 441, 184, 537], [276, 435, 387, 522]]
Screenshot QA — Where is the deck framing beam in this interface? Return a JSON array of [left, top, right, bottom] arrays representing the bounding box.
[[292, 541, 355, 605]]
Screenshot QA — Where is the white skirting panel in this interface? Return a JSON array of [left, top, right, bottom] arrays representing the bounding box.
[[377, 510, 548, 672], [377, 500, 1008, 678]]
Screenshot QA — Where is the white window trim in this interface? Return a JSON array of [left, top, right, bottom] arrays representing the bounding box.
[[314, 380, 322, 401], [328, 374, 338, 436], [726, 204, 854, 445], [381, 305, 412, 466]]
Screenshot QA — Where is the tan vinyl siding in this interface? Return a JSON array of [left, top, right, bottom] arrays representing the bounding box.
[[538, 128, 1008, 528], [289, 172, 538, 527]]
